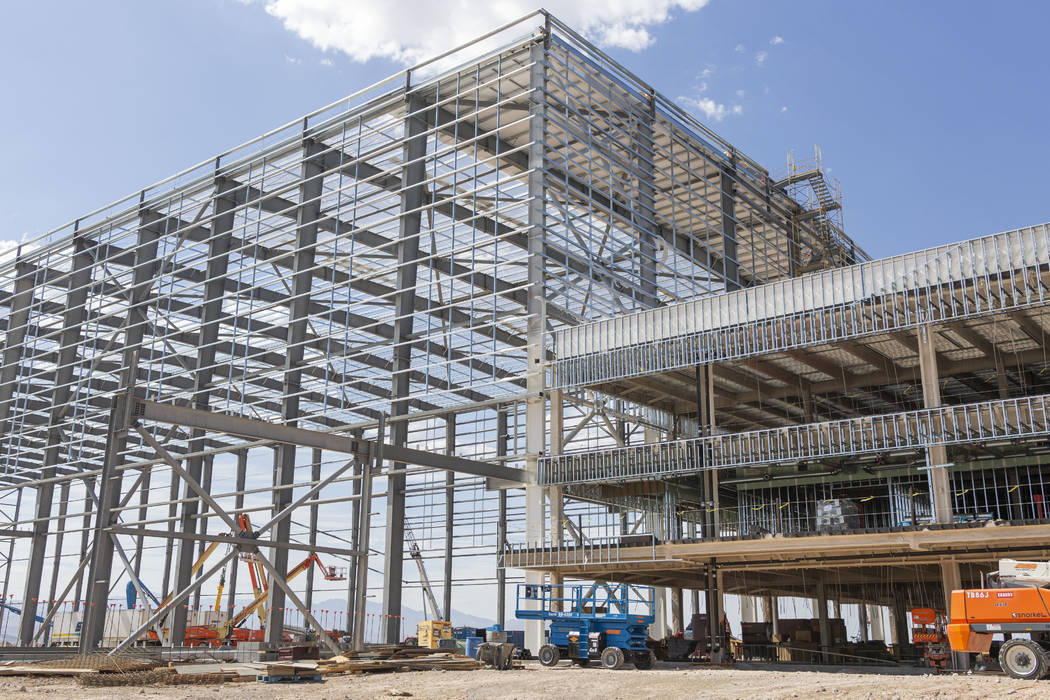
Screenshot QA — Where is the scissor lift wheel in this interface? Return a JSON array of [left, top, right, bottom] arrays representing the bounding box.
[[999, 639, 1050, 680], [600, 646, 625, 670], [538, 644, 560, 667]]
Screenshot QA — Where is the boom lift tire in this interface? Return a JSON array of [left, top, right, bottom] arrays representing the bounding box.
[[538, 644, 560, 667], [999, 639, 1050, 680], [601, 646, 625, 670]]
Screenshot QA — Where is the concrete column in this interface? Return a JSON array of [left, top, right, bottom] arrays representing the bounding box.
[[815, 582, 831, 663], [522, 37, 548, 658], [671, 589, 684, 634], [868, 604, 885, 641], [762, 595, 779, 637], [741, 595, 759, 623], [917, 325, 952, 523], [892, 598, 909, 659], [940, 559, 969, 670], [858, 603, 869, 642]]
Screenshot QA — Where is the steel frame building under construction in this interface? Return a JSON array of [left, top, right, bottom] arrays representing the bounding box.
[[2, 11, 1049, 658]]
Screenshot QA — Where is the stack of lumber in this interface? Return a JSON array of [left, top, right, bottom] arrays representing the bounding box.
[[0, 653, 158, 677], [319, 651, 482, 675]]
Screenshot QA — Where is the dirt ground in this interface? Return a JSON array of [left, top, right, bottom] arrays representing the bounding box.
[[2, 662, 1047, 699]]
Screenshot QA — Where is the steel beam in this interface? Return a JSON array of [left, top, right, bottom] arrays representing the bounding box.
[[134, 399, 525, 483]]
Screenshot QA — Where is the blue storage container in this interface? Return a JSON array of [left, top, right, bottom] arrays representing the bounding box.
[[464, 636, 484, 658], [505, 629, 525, 650]]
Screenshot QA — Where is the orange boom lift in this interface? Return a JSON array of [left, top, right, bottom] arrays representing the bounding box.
[[947, 559, 1050, 680]]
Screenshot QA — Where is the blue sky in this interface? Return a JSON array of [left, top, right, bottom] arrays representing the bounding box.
[[2, 1, 1048, 260]]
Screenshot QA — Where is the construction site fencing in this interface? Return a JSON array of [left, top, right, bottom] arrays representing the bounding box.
[[540, 393, 1050, 486], [550, 223, 1050, 389]]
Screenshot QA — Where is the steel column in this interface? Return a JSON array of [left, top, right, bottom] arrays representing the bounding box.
[[226, 449, 248, 618], [442, 416, 455, 623], [353, 417, 382, 651], [522, 32, 549, 658], [305, 448, 322, 612], [719, 155, 741, 291], [21, 227, 93, 646], [267, 138, 326, 648], [382, 89, 430, 644], [170, 175, 237, 644]]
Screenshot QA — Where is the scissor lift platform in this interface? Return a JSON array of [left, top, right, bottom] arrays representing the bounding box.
[[516, 582, 655, 670]]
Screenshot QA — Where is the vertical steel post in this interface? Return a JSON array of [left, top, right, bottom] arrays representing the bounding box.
[[346, 429, 363, 634], [522, 28, 549, 658], [171, 175, 237, 645], [636, 90, 659, 309], [266, 137, 326, 648], [305, 448, 322, 612], [23, 226, 93, 646], [496, 410, 509, 628], [226, 449, 248, 618], [719, 155, 741, 291], [382, 88, 430, 644], [442, 416, 455, 622], [353, 416, 382, 651], [80, 373, 135, 651]]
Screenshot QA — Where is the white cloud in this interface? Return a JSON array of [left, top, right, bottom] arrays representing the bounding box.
[[734, 43, 746, 53], [780, 106, 788, 113], [770, 36, 784, 45], [699, 66, 714, 79], [253, 1, 711, 66], [319, 57, 334, 67], [735, 88, 746, 98], [754, 50, 768, 67], [284, 54, 302, 65], [676, 95, 742, 122]]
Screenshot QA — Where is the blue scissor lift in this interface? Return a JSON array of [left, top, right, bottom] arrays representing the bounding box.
[[516, 582, 655, 669]]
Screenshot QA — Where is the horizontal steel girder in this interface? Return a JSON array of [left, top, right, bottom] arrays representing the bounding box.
[[135, 399, 529, 484]]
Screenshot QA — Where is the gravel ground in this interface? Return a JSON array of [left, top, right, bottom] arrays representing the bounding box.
[[1, 662, 1047, 699]]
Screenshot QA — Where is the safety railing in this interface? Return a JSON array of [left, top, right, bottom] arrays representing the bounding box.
[[550, 223, 1050, 389], [504, 535, 660, 568], [540, 393, 1050, 485]]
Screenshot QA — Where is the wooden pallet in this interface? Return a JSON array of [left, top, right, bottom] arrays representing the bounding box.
[[256, 673, 323, 683]]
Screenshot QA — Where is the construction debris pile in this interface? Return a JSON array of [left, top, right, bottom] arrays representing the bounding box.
[[0, 646, 485, 687]]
